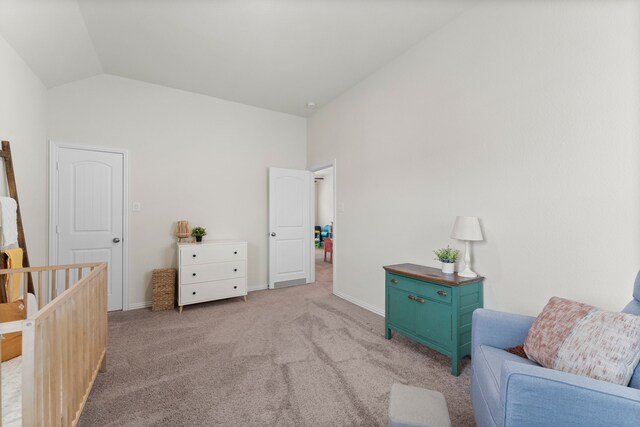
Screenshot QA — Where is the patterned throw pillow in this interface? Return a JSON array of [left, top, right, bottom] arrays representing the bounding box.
[[523, 297, 640, 386]]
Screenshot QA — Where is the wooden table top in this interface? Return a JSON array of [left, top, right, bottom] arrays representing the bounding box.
[[383, 263, 484, 286]]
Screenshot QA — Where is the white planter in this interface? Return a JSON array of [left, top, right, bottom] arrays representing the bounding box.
[[441, 262, 455, 274]]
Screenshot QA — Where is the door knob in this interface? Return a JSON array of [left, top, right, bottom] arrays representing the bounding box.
[[271, 232, 276, 237], [113, 237, 121, 243]]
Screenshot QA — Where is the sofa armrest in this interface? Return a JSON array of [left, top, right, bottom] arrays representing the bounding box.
[[471, 309, 535, 356], [501, 361, 640, 427]]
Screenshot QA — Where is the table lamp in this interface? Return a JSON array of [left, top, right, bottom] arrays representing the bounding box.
[[450, 216, 483, 278]]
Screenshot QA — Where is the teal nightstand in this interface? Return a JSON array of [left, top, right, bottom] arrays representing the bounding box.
[[383, 263, 484, 376]]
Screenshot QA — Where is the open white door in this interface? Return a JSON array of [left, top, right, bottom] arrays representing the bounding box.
[[268, 168, 313, 289]]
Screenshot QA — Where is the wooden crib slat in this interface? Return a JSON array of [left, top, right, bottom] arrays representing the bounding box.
[[35, 323, 45, 425], [65, 268, 70, 291], [45, 321, 52, 425], [68, 296, 75, 419], [78, 267, 83, 280], [77, 290, 83, 412], [24, 272, 29, 307], [49, 316, 57, 426], [21, 320, 35, 427], [51, 271, 57, 300], [38, 271, 43, 310], [61, 309, 68, 426]]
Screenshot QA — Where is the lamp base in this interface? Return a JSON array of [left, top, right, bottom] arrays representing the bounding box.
[[457, 267, 478, 278], [458, 240, 478, 278]]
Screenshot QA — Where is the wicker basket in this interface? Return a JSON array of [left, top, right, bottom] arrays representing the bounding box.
[[152, 268, 176, 311]]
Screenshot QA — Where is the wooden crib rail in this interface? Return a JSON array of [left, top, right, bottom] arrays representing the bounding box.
[[0, 262, 102, 313], [1, 262, 108, 427]]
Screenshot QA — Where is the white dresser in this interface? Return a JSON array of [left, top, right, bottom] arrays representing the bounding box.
[[177, 240, 248, 312]]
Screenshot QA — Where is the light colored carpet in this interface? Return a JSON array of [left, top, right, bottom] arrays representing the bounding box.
[[78, 250, 474, 426]]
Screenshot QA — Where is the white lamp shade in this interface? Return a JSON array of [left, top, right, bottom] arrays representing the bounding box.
[[450, 216, 483, 241]]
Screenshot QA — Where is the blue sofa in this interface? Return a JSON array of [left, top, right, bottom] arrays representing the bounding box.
[[470, 272, 640, 427]]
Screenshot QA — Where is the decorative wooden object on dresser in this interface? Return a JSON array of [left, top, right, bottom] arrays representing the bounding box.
[[383, 263, 484, 376], [177, 240, 248, 313]]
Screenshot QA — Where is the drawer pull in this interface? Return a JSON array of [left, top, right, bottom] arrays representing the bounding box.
[[415, 297, 425, 304], [192, 254, 196, 258], [407, 295, 416, 301], [192, 291, 196, 295], [437, 290, 448, 297], [192, 273, 196, 276], [234, 268, 238, 272], [390, 279, 398, 284], [234, 285, 237, 289], [234, 251, 238, 255]]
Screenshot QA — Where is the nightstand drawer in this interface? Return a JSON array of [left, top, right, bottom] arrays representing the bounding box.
[[180, 261, 246, 285], [181, 243, 246, 265], [180, 279, 246, 305], [387, 274, 451, 304]]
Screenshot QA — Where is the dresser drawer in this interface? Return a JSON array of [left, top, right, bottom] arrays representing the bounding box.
[[180, 261, 246, 285], [181, 243, 247, 265], [180, 279, 246, 305], [387, 274, 452, 304]]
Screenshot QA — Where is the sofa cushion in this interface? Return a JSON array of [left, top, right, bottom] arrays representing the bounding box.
[[473, 345, 538, 426], [524, 297, 640, 386]]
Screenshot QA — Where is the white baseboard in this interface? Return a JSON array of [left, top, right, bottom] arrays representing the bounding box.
[[332, 290, 385, 317], [126, 285, 266, 310], [125, 289, 382, 318], [127, 301, 152, 310]]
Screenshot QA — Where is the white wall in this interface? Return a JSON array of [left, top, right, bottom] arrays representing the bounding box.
[[48, 74, 306, 308], [315, 169, 334, 227], [0, 34, 48, 267], [307, 0, 640, 316]]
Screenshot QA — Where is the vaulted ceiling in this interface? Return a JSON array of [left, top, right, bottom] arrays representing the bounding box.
[[0, 0, 477, 116]]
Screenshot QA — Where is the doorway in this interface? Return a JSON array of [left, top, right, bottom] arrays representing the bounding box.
[[49, 142, 128, 311], [312, 163, 335, 293], [267, 162, 336, 293]]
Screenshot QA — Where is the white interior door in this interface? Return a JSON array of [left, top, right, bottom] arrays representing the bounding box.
[[55, 146, 124, 311], [269, 168, 313, 289]]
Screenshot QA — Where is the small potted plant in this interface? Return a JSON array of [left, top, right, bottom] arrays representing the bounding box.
[[434, 246, 459, 274], [191, 226, 207, 243]]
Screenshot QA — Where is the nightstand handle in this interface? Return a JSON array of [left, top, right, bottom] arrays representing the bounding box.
[[407, 295, 415, 301], [415, 297, 425, 303], [437, 290, 448, 297], [390, 279, 398, 284]]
